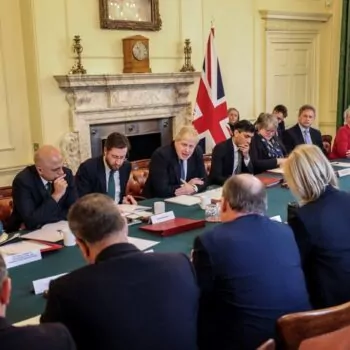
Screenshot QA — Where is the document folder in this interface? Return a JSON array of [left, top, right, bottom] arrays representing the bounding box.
[[140, 218, 206, 237]]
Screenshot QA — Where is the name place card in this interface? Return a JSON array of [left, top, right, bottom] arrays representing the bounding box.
[[338, 168, 350, 177], [4, 250, 42, 269], [150, 211, 175, 224], [33, 273, 67, 295]]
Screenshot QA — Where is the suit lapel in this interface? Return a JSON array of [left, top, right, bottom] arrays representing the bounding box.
[[31, 166, 50, 200], [295, 125, 305, 144], [170, 143, 181, 182], [97, 156, 107, 193], [226, 140, 234, 174]]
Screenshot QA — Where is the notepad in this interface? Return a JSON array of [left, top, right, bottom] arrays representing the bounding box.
[[14, 315, 40, 327], [0, 241, 51, 255], [165, 195, 201, 206], [267, 168, 284, 174], [331, 162, 350, 168]]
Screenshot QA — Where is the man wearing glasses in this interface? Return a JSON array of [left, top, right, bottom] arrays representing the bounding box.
[[6, 145, 78, 232], [76, 132, 136, 204]]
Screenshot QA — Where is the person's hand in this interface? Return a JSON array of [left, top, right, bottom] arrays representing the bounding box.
[[188, 178, 204, 186], [175, 183, 195, 196], [277, 158, 287, 166], [238, 144, 250, 158], [346, 150, 350, 158], [52, 174, 67, 202], [122, 195, 137, 205]]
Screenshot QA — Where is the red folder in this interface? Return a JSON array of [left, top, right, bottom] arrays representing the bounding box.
[[21, 238, 63, 253], [140, 218, 206, 237], [255, 176, 282, 187]]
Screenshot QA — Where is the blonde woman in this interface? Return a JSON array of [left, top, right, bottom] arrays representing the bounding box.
[[284, 144, 350, 309]]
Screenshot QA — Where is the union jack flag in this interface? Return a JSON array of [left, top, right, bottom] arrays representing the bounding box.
[[193, 27, 229, 151]]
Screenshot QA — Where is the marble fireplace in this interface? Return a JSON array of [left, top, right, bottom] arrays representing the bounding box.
[[54, 72, 199, 173]]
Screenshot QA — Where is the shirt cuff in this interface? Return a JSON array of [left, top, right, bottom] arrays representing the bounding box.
[[192, 184, 198, 193]]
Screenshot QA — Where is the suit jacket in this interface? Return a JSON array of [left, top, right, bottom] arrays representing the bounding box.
[[250, 134, 287, 174], [0, 317, 75, 350], [75, 156, 131, 203], [41, 243, 199, 350], [209, 139, 253, 186], [288, 186, 350, 309], [330, 125, 350, 159], [193, 215, 311, 350], [143, 142, 208, 198], [282, 124, 324, 154], [6, 166, 77, 232]]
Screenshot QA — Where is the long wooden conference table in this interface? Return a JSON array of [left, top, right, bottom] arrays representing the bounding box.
[[7, 169, 350, 324]]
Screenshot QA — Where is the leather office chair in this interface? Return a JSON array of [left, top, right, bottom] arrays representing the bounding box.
[[256, 339, 275, 350], [0, 186, 13, 225], [203, 154, 212, 175], [278, 301, 350, 349], [126, 159, 150, 198]]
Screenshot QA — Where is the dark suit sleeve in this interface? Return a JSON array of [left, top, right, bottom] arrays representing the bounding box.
[[209, 144, 227, 186], [192, 236, 214, 294], [119, 162, 131, 202], [12, 178, 62, 230], [288, 213, 312, 262], [249, 137, 278, 174], [282, 130, 295, 154], [242, 157, 254, 174], [193, 147, 208, 193], [41, 281, 64, 324], [75, 163, 93, 197], [148, 151, 181, 198]]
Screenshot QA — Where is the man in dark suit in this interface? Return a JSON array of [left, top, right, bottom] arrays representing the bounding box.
[[0, 253, 76, 349], [272, 104, 288, 136], [6, 145, 78, 232], [282, 104, 324, 154], [75, 132, 135, 204], [41, 193, 199, 350], [143, 125, 207, 198], [209, 120, 255, 185], [193, 174, 311, 350]]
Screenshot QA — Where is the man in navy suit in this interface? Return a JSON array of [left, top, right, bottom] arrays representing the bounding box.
[[75, 132, 136, 204], [41, 193, 199, 350], [143, 125, 207, 198], [272, 104, 288, 136], [0, 253, 76, 349], [193, 174, 311, 350], [282, 104, 324, 154], [6, 145, 78, 232], [209, 120, 255, 185]]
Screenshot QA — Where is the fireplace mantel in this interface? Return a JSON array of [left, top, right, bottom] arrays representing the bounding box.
[[54, 72, 200, 172]]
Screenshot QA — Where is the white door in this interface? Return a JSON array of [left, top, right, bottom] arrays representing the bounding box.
[[265, 34, 317, 127]]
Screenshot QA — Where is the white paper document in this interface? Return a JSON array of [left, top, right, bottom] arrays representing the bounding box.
[[4, 250, 41, 269], [267, 168, 284, 174], [270, 215, 282, 222], [331, 162, 350, 168], [128, 236, 159, 251], [0, 241, 50, 255], [118, 204, 152, 214], [165, 195, 201, 206], [33, 273, 67, 295], [195, 187, 223, 201], [14, 315, 40, 327], [338, 168, 350, 177]]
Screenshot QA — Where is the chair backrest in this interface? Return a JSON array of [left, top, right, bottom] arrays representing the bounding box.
[[203, 154, 212, 175], [256, 339, 275, 350], [0, 186, 13, 223], [278, 301, 350, 350], [126, 159, 150, 197]]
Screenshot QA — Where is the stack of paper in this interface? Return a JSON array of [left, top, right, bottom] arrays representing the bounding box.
[[14, 315, 40, 327], [195, 187, 223, 201], [165, 195, 201, 206], [331, 162, 350, 168], [0, 241, 50, 255], [21, 220, 68, 243]]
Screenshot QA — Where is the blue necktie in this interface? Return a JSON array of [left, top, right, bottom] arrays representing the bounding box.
[[107, 170, 115, 200], [304, 129, 312, 144], [179, 160, 185, 180]]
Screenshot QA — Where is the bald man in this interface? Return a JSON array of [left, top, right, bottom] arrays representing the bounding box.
[[6, 145, 78, 232], [193, 174, 310, 350]]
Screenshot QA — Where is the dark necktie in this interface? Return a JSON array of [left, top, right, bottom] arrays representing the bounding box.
[[46, 182, 53, 194], [235, 150, 242, 174], [179, 160, 185, 180], [107, 170, 116, 200]]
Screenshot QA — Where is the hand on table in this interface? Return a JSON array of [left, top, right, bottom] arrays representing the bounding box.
[[122, 195, 137, 205]]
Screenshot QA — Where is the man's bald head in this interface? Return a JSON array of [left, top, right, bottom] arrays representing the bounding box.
[[222, 174, 267, 214], [34, 145, 65, 181]]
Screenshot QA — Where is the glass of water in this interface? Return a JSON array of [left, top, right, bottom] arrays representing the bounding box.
[[205, 203, 220, 222]]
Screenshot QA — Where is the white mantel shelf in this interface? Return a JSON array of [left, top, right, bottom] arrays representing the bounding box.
[[55, 72, 200, 172], [54, 72, 201, 89]]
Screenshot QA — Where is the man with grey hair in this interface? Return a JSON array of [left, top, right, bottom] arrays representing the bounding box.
[[0, 253, 75, 349], [41, 193, 199, 350], [193, 174, 310, 350]]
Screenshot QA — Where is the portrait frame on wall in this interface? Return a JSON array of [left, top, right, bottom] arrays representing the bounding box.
[[99, 0, 162, 31]]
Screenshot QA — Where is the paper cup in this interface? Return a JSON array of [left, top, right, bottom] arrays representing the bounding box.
[[62, 229, 76, 247], [153, 201, 165, 215], [199, 196, 211, 210]]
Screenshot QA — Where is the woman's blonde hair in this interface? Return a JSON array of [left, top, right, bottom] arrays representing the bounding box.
[[256, 113, 278, 131], [283, 144, 338, 204], [174, 125, 199, 142]]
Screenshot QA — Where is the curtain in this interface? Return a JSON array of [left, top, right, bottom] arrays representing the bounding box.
[[337, 0, 350, 127]]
